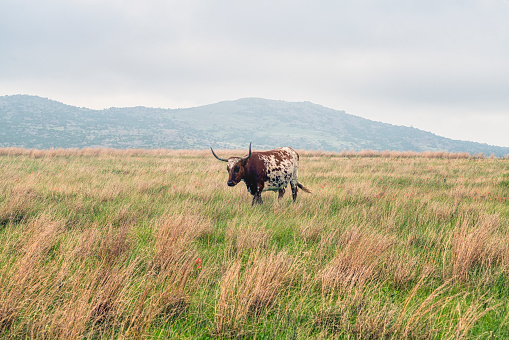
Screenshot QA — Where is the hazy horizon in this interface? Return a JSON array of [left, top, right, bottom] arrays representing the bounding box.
[[3, 93, 509, 148]]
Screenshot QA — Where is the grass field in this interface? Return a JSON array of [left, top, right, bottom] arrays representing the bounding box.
[[1, 148, 509, 339]]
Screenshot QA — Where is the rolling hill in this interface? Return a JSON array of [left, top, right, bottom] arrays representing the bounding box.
[[1, 94, 508, 156]]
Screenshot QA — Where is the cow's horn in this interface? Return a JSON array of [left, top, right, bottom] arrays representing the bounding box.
[[211, 147, 229, 162], [240, 142, 252, 161]]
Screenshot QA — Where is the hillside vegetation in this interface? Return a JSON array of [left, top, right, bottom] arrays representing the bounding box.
[[1, 148, 509, 339], [2, 95, 509, 156]]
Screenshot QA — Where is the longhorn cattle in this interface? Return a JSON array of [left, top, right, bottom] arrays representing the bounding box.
[[211, 143, 311, 205]]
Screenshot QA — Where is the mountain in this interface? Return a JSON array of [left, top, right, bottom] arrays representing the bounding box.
[[1, 94, 508, 156]]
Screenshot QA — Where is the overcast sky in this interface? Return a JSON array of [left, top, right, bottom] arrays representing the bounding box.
[[1, 0, 509, 147]]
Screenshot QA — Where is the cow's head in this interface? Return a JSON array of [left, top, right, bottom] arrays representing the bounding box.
[[211, 143, 252, 187]]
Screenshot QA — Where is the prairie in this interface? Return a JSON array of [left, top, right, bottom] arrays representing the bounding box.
[[1, 148, 509, 339]]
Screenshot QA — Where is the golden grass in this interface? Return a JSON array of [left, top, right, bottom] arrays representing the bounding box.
[[320, 227, 395, 293], [0, 147, 496, 159], [446, 213, 500, 282], [214, 251, 295, 337], [1, 148, 509, 338]]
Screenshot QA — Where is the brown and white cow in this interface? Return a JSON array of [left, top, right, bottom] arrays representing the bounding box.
[[211, 143, 311, 205]]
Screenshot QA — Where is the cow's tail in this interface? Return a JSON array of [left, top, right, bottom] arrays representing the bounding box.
[[297, 182, 312, 193]]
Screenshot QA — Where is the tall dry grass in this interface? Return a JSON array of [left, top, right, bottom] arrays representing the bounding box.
[[214, 251, 296, 337], [0, 206, 212, 338], [1, 148, 509, 338], [444, 213, 500, 281], [320, 227, 395, 293], [0, 147, 497, 159], [0, 184, 38, 227]]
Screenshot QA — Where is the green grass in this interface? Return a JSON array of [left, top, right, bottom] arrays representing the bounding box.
[[1, 149, 509, 339]]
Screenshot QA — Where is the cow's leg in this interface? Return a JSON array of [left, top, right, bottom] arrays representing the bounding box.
[[252, 192, 263, 205], [278, 188, 285, 200], [256, 193, 263, 204], [252, 183, 264, 205], [290, 181, 298, 202]]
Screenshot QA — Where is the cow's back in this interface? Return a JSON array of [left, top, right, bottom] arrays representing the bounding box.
[[255, 147, 299, 192]]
